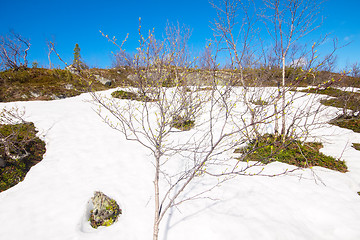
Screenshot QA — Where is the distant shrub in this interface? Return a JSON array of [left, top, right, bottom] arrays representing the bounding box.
[[32, 61, 38, 69]]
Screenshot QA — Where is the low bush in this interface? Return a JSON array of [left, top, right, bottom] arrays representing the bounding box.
[[236, 134, 347, 172]]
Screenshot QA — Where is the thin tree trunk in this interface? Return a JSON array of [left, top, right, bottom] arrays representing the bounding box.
[[48, 53, 52, 69], [153, 148, 161, 240], [281, 55, 286, 142], [274, 103, 279, 135]]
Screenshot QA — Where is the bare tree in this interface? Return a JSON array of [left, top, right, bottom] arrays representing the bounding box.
[[211, 0, 258, 86], [262, 0, 324, 141], [93, 20, 290, 240], [46, 37, 56, 69], [0, 31, 31, 71], [349, 62, 360, 78], [112, 49, 134, 68], [208, 0, 340, 181]]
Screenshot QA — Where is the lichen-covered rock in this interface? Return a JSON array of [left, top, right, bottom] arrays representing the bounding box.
[[94, 74, 112, 87], [89, 191, 121, 228]]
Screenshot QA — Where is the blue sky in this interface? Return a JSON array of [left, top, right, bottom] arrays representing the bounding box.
[[0, 0, 359, 70]]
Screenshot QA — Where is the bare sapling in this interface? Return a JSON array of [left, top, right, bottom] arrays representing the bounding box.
[[0, 31, 31, 71], [93, 19, 293, 240], [261, 0, 326, 141]]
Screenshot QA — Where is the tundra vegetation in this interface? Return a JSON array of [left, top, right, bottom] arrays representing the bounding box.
[[0, 0, 359, 239], [0, 108, 46, 192]]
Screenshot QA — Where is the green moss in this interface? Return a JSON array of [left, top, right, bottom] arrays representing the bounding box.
[[301, 87, 360, 113], [320, 98, 360, 112], [329, 116, 360, 133], [251, 99, 268, 106], [111, 90, 157, 102], [236, 134, 347, 172], [302, 87, 345, 97], [352, 143, 360, 151], [171, 116, 195, 131], [111, 90, 138, 100], [0, 122, 46, 192]]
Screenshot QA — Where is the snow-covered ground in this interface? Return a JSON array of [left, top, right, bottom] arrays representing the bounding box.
[[0, 89, 360, 240]]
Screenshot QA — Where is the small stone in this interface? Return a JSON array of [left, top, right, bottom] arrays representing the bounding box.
[[30, 91, 41, 98], [65, 84, 73, 90], [89, 191, 121, 228]]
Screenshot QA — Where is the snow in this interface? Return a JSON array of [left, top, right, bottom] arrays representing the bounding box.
[[1, 89, 360, 240]]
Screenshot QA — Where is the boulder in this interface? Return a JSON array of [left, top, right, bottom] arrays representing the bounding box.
[[89, 191, 121, 228], [94, 75, 112, 87]]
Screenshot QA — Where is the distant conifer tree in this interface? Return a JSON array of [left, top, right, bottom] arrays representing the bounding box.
[[73, 43, 81, 69]]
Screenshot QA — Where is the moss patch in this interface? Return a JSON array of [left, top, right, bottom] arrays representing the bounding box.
[[171, 116, 195, 131], [0, 122, 46, 192], [236, 134, 347, 172], [352, 143, 360, 151], [302, 87, 344, 97], [111, 90, 157, 102], [251, 99, 268, 106], [329, 115, 360, 133], [302, 87, 360, 113]]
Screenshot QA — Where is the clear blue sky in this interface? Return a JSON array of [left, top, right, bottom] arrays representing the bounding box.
[[1, 0, 359, 70]]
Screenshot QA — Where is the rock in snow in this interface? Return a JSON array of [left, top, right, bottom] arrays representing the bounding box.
[[89, 191, 122, 228]]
